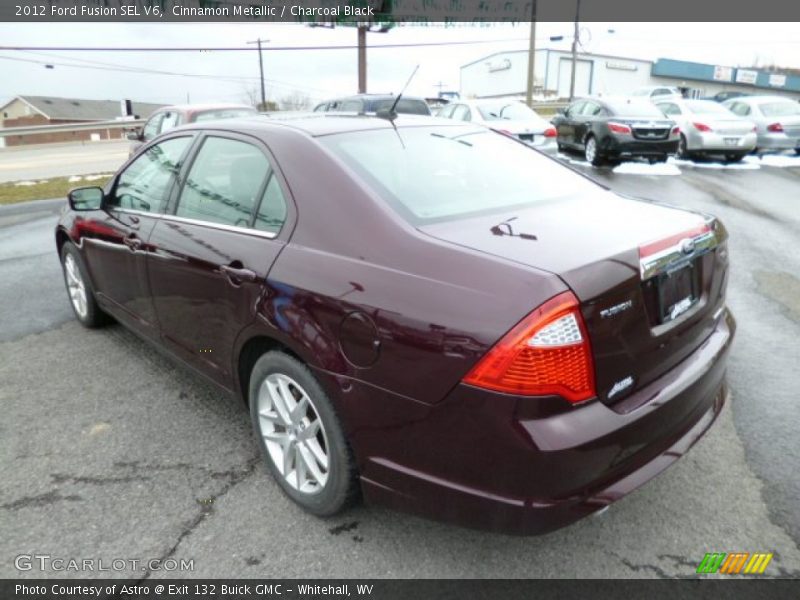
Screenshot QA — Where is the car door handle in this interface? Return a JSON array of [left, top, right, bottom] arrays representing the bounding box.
[[220, 264, 257, 283], [123, 235, 142, 251]]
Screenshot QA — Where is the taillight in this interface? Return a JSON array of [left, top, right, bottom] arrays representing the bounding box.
[[463, 291, 595, 404], [693, 122, 712, 132], [544, 127, 557, 138], [671, 126, 680, 135], [608, 122, 632, 134], [767, 122, 784, 132]]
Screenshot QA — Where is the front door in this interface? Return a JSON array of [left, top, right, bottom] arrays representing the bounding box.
[[83, 135, 194, 338], [147, 132, 292, 388]]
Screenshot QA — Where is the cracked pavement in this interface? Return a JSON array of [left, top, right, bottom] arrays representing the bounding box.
[[1, 156, 799, 579]]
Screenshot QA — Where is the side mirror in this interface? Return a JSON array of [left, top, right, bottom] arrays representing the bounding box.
[[126, 129, 142, 141], [68, 187, 104, 211]]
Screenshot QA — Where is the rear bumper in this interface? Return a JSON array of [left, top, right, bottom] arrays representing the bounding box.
[[603, 137, 679, 158], [688, 131, 757, 152], [338, 308, 735, 535], [757, 133, 799, 150]]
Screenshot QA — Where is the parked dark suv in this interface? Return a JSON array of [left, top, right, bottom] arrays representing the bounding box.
[[552, 97, 680, 166], [313, 94, 431, 116]]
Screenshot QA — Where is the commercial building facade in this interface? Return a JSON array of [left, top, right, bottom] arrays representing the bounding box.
[[460, 49, 800, 101]]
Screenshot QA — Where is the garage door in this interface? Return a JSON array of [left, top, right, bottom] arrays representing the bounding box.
[[558, 58, 592, 98]]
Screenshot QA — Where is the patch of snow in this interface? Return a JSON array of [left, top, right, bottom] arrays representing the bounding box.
[[612, 162, 681, 176], [13, 181, 38, 187], [84, 173, 112, 181], [745, 153, 800, 168], [670, 157, 760, 170], [68, 175, 83, 183]]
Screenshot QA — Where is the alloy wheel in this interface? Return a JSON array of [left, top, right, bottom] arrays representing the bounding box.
[[256, 373, 330, 495], [64, 254, 88, 318], [585, 137, 597, 163]]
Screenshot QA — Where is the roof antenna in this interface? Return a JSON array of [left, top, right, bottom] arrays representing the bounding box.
[[377, 64, 419, 121]]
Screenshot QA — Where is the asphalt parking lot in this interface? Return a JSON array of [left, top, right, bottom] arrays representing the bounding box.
[[1, 150, 799, 579]]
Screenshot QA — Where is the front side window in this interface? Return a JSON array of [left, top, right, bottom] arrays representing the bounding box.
[[175, 136, 270, 228], [322, 126, 597, 225], [110, 136, 192, 213]]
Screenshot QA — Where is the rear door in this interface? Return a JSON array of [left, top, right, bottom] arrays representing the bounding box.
[[556, 101, 585, 147], [147, 131, 293, 388]]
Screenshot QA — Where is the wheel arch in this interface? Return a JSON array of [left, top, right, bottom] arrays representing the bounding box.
[[237, 334, 302, 407]]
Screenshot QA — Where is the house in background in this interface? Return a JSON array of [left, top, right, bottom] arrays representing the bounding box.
[[0, 96, 164, 147]]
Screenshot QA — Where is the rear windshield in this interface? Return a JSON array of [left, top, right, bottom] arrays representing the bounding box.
[[686, 101, 731, 115], [605, 100, 665, 117], [759, 101, 800, 117], [192, 108, 256, 122], [321, 126, 596, 225], [370, 98, 431, 116], [477, 103, 541, 121]]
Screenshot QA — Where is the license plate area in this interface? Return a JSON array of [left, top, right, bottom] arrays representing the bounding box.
[[723, 137, 740, 146], [657, 260, 699, 324]]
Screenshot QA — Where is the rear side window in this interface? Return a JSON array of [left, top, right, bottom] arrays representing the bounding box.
[[110, 136, 192, 213], [322, 127, 596, 225], [176, 137, 270, 228], [192, 108, 257, 122], [142, 112, 165, 141], [254, 175, 288, 234], [371, 98, 431, 116]]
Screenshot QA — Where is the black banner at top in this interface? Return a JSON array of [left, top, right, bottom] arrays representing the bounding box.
[[3, 0, 800, 22]]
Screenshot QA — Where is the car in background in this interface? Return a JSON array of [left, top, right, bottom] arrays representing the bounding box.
[[437, 99, 556, 150], [127, 103, 257, 156], [552, 97, 679, 166], [655, 98, 756, 162], [708, 91, 750, 103], [630, 86, 683, 101], [723, 96, 800, 154], [56, 114, 733, 535], [313, 94, 431, 116]]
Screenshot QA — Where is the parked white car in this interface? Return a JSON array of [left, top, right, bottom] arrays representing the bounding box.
[[655, 98, 756, 162], [631, 86, 683, 101], [437, 99, 557, 150]]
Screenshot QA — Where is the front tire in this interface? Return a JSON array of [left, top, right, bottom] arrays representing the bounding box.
[[677, 134, 691, 160], [60, 242, 108, 328], [249, 351, 359, 516]]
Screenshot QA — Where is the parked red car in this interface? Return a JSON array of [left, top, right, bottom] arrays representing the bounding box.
[[57, 114, 734, 534], [126, 103, 257, 156]]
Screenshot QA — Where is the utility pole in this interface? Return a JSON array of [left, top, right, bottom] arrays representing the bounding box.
[[357, 26, 367, 94], [525, 1, 538, 107], [247, 38, 269, 110], [433, 80, 448, 97], [569, 0, 581, 101]]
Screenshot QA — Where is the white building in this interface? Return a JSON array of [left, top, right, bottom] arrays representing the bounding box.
[[460, 49, 800, 101]]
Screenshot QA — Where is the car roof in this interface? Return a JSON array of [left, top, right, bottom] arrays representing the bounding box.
[[176, 113, 464, 137], [729, 95, 794, 104]]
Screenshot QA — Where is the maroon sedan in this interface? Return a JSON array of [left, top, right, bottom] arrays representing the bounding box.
[[56, 114, 734, 534]]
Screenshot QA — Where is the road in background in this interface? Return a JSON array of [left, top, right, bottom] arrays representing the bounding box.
[[0, 140, 129, 183], [0, 157, 799, 579]]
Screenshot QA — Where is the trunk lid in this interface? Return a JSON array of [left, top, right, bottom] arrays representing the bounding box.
[[419, 190, 729, 407]]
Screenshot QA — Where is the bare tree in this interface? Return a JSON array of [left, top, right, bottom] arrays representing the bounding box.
[[278, 91, 313, 111], [241, 84, 278, 112]]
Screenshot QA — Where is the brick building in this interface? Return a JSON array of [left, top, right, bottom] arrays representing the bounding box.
[[0, 96, 163, 147]]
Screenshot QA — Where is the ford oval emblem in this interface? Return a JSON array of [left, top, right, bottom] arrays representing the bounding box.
[[681, 238, 696, 255]]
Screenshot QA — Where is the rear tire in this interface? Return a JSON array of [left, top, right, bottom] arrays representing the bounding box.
[[59, 242, 109, 328], [677, 134, 691, 160], [584, 136, 604, 167], [249, 351, 359, 517], [795, 148, 800, 156]]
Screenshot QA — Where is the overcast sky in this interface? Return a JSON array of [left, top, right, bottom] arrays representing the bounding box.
[[1, 22, 799, 108]]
